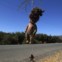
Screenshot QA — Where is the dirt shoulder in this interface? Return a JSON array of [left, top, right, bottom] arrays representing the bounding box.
[[38, 50, 62, 62]]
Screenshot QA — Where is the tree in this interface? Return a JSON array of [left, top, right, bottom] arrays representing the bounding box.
[[15, 32, 25, 44], [0, 32, 4, 41]]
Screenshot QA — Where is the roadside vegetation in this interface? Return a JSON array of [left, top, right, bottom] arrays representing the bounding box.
[[0, 31, 62, 44]]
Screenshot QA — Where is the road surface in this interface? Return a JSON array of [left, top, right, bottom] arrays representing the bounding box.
[[0, 43, 62, 62]]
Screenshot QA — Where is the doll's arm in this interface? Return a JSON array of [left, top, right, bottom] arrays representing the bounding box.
[[33, 25, 37, 35], [25, 25, 28, 33]]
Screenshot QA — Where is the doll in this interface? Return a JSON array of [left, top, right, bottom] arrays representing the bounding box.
[[25, 7, 44, 44]]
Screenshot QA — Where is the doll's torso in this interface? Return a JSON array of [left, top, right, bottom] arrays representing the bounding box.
[[26, 22, 37, 35]]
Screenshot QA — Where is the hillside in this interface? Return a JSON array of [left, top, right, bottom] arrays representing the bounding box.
[[58, 36, 62, 40]]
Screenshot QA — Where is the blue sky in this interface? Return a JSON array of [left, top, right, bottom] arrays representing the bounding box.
[[0, 0, 62, 36]]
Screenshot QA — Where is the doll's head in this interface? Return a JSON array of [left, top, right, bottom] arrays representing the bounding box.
[[29, 7, 44, 23]]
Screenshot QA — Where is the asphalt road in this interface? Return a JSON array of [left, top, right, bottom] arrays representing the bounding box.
[[0, 43, 62, 62]]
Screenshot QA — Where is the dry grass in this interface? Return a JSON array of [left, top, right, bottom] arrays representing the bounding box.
[[38, 50, 62, 62]]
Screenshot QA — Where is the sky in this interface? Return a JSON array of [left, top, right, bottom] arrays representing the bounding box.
[[0, 0, 62, 36]]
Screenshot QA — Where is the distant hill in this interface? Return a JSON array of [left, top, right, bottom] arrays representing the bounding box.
[[58, 36, 62, 40]]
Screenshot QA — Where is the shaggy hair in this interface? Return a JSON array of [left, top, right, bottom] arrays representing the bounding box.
[[29, 7, 44, 23]]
